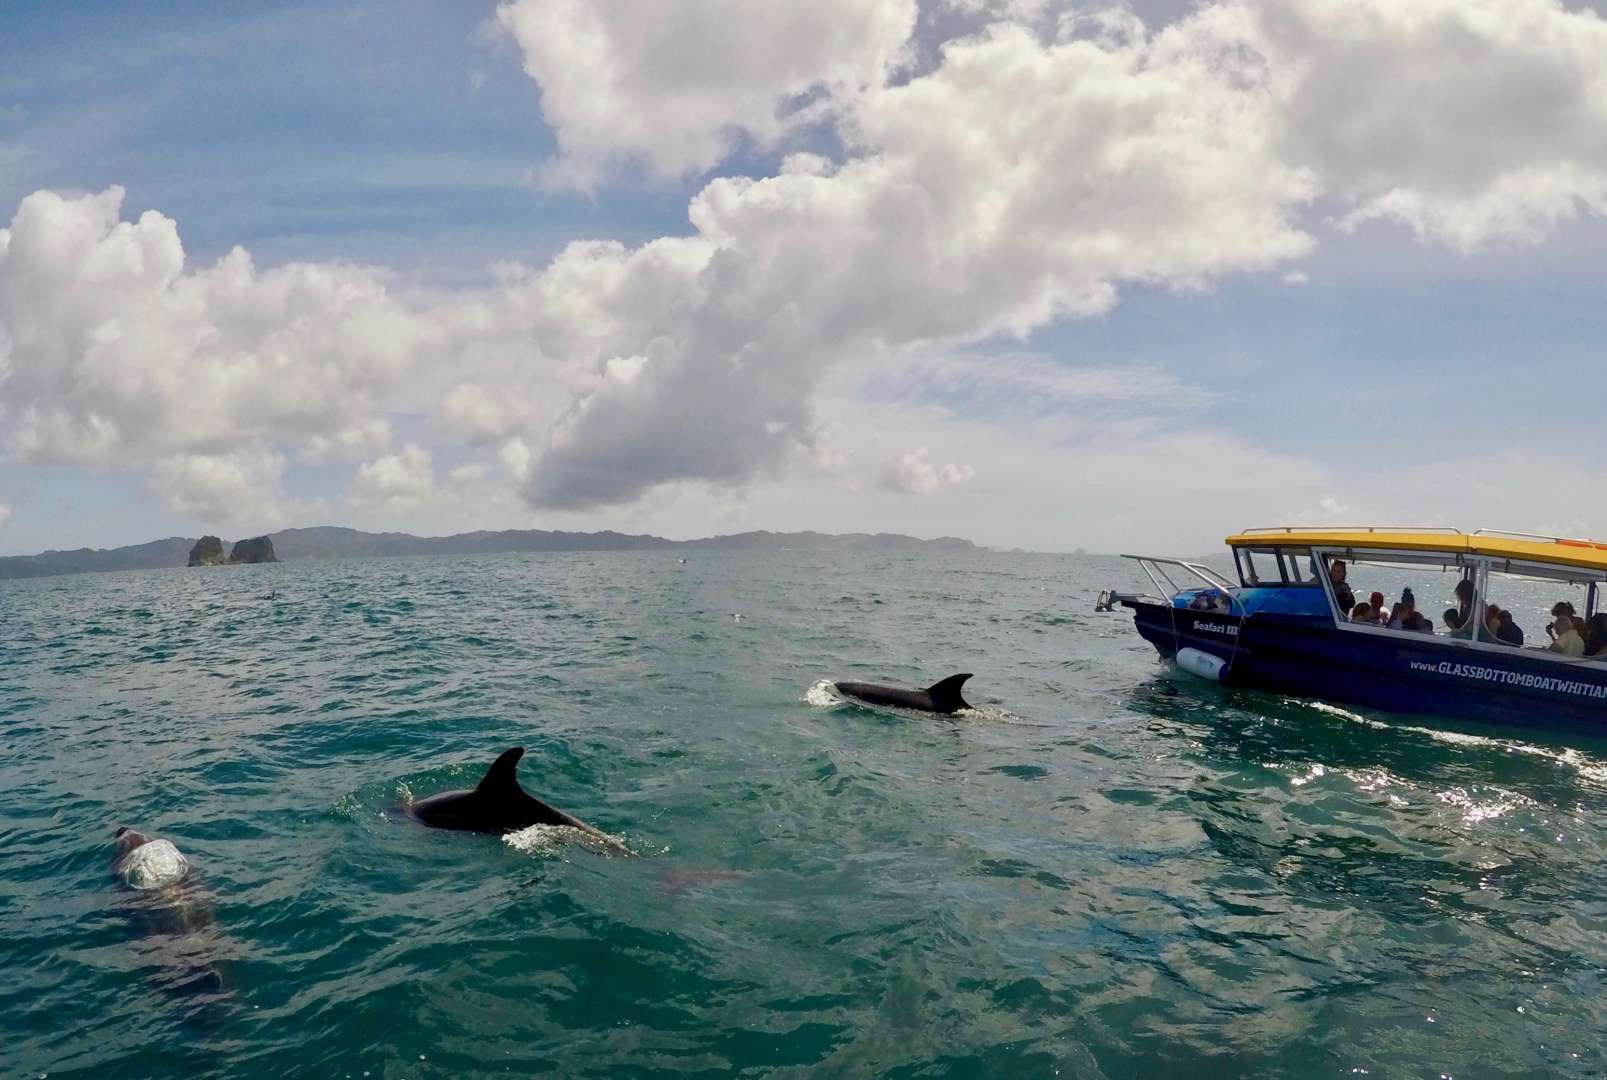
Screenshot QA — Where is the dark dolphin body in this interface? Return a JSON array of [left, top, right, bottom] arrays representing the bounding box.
[[110, 827, 228, 1001], [407, 747, 623, 849], [832, 673, 974, 715]]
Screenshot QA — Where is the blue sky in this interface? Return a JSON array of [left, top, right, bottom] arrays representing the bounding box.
[[2, 0, 1605, 555]]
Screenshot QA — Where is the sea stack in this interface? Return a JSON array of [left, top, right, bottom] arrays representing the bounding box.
[[187, 536, 227, 566], [228, 536, 279, 564]]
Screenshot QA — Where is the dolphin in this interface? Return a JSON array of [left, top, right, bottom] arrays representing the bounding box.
[[832, 673, 975, 715], [406, 747, 625, 850], [114, 826, 191, 890], [111, 827, 227, 997]]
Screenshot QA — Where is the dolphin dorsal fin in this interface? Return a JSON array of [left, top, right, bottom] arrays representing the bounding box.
[[925, 673, 973, 711], [476, 747, 526, 796]]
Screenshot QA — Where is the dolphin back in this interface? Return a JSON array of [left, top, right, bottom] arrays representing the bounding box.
[[833, 674, 974, 714], [475, 746, 576, 827], [476, 747, 526, 795], [924, 673, 973, 713]]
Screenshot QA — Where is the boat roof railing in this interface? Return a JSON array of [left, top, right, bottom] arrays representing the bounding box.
[[1225, 526, 1607, 575], [1470, 528, 1607, 550], [1236, 525, 1463, 537]]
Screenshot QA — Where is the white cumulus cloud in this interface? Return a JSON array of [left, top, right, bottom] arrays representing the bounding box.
[[879, 447, 976, 495], [504, 17, 1315, 508], [443, 382, 526, 441], [495, 0, 918, 184], [0, 187, 433, 466], [448, 462, 488, 487], [351, 443, 437, 512], [148, 445, 289, 525], [1239, 0, 1607, 250]]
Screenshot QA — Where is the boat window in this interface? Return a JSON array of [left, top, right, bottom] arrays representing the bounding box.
[[1238, 548, 1280, 586], [1235, 547, 1317, 588], [1318, 551, 1466, 637], [1477, 562, 1604, 660], [1320, 550, 1607, 661]]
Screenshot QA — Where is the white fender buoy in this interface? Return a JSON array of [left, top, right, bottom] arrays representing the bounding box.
[[1175, 647, 1227, 682]]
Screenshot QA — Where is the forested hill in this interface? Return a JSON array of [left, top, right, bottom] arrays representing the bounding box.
[[0, 526, 978, 580]]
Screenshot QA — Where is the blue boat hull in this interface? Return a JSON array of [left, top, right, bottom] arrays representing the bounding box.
[[1126, 600, 1607, 730]]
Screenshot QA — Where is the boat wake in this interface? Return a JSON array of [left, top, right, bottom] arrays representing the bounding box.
[[1297, 698, 1607, 789]]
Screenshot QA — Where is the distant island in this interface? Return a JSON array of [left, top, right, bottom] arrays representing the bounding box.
[[0, 526, 977, 580], [188, 535, 280, 567]]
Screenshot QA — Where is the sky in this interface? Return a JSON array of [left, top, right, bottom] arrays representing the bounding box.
[[1, 0, 1605, 556]]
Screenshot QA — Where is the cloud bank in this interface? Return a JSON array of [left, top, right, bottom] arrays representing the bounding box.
[[2, 0, 1606, 535]]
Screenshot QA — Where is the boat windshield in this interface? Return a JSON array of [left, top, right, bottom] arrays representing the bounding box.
[[1233, 547, 1318, 588]]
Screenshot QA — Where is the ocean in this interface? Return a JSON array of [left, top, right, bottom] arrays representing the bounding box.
[[2, 550, 1604, 1078]]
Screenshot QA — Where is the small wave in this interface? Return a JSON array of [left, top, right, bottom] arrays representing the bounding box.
[[503, 824, 633, 858], [1302, 700, 1391, 729], [1302, 700, 1607, 789], [804, 679, 842, 708], [1394, 726, 1607, 789], [1289, 763, 1327, 787], [1435, 785, 1536, 825]]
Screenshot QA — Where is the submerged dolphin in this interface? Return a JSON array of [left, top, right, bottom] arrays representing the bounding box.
[[111, 827, 227, 996], [406, 747, 624, 849], [114, 826, 191, 890], [832, 673, 975, 715]]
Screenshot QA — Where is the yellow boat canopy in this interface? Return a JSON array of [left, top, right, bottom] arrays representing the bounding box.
[[1224, 527, 1607, 575]]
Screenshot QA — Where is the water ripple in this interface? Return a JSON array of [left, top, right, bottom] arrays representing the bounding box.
[[2, 552, 1605, 1077]]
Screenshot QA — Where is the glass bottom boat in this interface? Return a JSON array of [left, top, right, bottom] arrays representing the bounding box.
[[1098, 528, 1607, 728]]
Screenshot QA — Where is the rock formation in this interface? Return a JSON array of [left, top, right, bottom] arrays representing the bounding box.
[[228, 536, 279, 564], [187, 536, 227, 566]]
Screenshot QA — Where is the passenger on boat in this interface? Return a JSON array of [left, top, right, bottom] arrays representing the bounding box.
[[1329, 560, 1355, 613], [1387, 590, 1420, 631], [1494, 609, 1524, 647], [1548, 613, 1585, 656], [1454, 579, 1475, 624], [1546, 602, 1578, 642], [1477, 603, 1505, 644], [1350, 602, 1373, 622], [1443, 608, 1465, 634], [1583, 614, 1607, 658]]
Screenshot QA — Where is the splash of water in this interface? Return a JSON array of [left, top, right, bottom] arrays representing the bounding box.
[[502, 824, 632, 858], [120, 839, 190, 890]]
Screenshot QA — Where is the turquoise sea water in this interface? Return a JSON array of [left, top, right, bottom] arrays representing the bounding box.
[[3, 550, 1606, 1078]]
